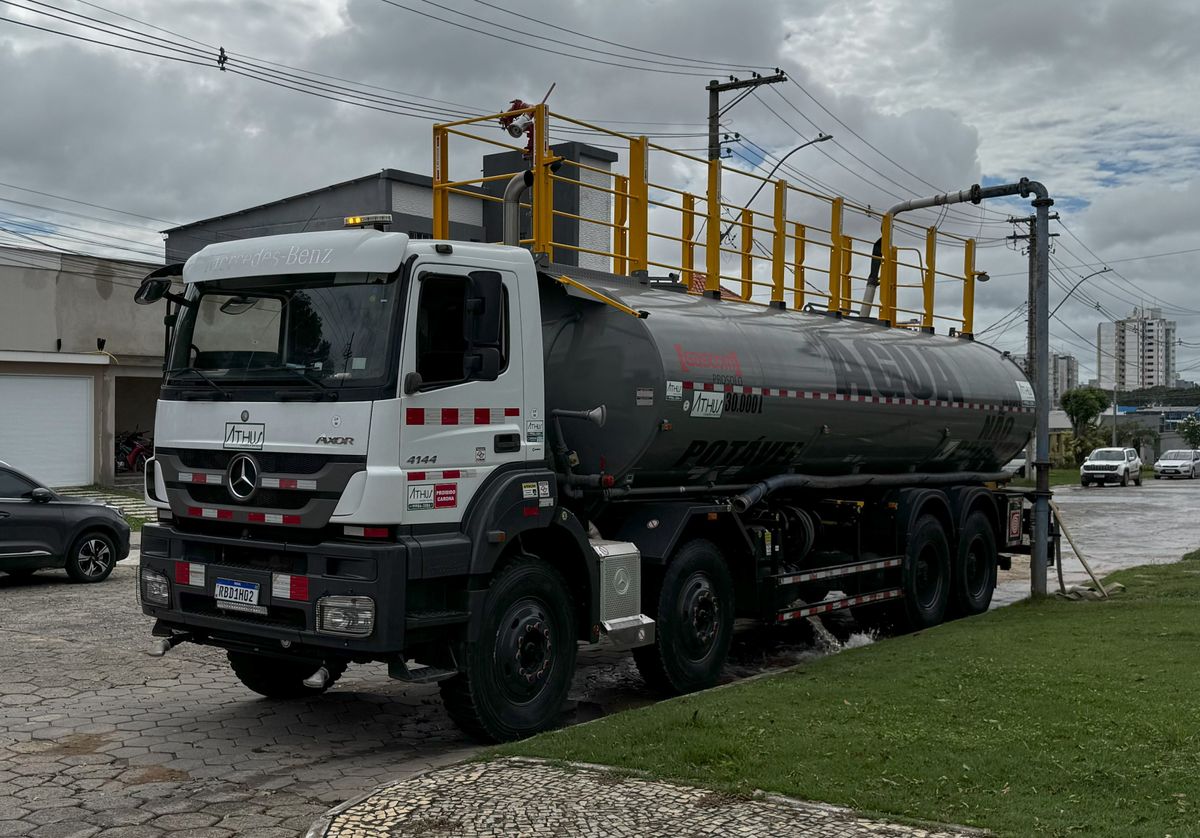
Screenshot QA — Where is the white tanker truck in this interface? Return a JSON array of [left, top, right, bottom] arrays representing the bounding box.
[[134, 194, 1036, 743]]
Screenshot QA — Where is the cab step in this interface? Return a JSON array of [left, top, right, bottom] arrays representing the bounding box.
[[776, 588, 903, 623], [405, 610, 470, 630], [388, 659, 458, 683]]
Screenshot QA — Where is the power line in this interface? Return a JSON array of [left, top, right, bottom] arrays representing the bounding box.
[[375, 0, 714, 77], [466, 0, 772, 73]]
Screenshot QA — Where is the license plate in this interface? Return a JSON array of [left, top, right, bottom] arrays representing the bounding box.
[[214, 578, 261, 610]]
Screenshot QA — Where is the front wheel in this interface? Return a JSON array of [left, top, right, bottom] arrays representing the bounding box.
[[1120, 471, 1129, 487], [1081, 477, 1091, 487], [633, 539, 734, 695], [439, 557, 576, 742], [65, 532, 117, 583], [1134, 471, 1142, 486], [228, 652, 345, 699]]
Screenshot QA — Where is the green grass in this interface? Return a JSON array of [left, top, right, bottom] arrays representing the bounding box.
[[1010, 468, 1081, 488], [501, 556, 1200, 837]]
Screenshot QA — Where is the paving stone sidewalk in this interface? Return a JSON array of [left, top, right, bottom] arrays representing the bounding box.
[[56, 485, 157, 520], [311, 757, 986, 838]]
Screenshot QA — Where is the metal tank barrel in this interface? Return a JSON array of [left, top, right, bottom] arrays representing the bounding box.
[[540, 272, 1034, 490]]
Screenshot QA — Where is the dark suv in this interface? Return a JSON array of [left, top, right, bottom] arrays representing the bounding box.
[[0, 462, 130, 582]]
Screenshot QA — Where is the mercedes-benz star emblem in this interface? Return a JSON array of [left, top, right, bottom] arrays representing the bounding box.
[[227, 454, 259, 502]]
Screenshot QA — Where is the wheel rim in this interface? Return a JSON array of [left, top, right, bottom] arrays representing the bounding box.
[[676, 572, 721, 660], [963, 537, 989, 599], [77, 539, 112, 578], [493, 597, 555, 704], [914, 544, 945, 610]]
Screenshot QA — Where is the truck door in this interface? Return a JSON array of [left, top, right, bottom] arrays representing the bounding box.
[[398, 266, 531, 524]]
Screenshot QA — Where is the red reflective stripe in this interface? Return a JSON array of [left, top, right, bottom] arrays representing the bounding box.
[[409, 471, 426, 481], [504, 407, 520, 417], [441, 408, 459, 425], [406, 408, 425, 425], [247, 512, 266, 523], [174, 562, 190, 584], [216, 509, 233, 520], [522, 506, 539, 517], [363, 527, 389, 538], [279, 478, 298, 489], [474, 408, 490, 425], [442, 469, 461, 479], [186, 507, 202, 517], [289, 576, 309, 601], [282, 515, 301, 525]]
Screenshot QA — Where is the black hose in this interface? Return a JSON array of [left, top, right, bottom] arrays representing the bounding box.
[[731, 471, 1010, 513]]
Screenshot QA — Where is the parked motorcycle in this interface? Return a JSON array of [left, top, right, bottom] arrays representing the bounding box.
[[115, 429, 153, 473]]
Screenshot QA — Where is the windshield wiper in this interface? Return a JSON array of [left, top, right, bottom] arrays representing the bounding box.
[[261, 365, 340, 400], [165, 366, 232, 400]]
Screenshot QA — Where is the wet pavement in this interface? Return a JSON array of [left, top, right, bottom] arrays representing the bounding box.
[[994, 477, 1200, 605]]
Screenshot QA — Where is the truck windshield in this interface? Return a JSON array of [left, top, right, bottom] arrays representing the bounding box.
[[167, 272, 400, 390]]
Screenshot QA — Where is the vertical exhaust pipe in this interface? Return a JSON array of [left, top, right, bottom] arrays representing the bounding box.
[[503, 170, 535, 246]]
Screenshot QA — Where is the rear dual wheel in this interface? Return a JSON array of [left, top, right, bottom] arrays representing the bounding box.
[[949, 512, 997, 617]]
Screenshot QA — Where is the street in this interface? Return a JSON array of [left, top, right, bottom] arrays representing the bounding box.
[[1, 477, 1196, 838]]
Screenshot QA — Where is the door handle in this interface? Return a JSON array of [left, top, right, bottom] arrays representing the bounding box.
[[494, 433, 521, 454]]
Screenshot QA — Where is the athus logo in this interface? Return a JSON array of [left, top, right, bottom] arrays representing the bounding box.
[[315, 436, 355, 445], [674, 344, 742, 377]]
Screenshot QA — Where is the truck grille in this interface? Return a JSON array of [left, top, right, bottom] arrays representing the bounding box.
[[175, 450, 342, 474]]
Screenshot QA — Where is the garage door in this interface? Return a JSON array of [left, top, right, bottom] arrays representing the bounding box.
[[0, 375, 93, 487]]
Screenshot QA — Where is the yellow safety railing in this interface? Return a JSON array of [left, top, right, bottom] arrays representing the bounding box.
[[432, 107, 983, 335]]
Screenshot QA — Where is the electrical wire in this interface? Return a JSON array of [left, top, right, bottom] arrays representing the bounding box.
[[466, 0, 773, 73]]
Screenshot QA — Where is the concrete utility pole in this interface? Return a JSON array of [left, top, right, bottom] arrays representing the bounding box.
[[892, 181, 1055, 598], [706, 73, 788, 162]]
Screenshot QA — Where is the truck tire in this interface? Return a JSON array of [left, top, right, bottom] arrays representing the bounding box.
[[899, 515, 951, 631], [949, 512, 997, 618], [439, 557, 576, 742], [227, 652, 346, 699], [633, 539, 734, 695]]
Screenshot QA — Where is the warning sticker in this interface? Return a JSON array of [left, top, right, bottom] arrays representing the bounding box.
[[691, 390, 725, 419], [522, 481, 539, 499], [1015, 380, 1036, 406], [434, 484, 457, 509], [665, 380, 683, 402], [538, 480, 551, 498]]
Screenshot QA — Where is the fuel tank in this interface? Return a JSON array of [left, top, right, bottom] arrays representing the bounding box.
[[540, 271, 1034, 488]]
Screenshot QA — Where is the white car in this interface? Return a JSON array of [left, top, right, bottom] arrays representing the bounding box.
[[1153, 449, 1200, 479], [1080, 447, 1143, 487], [1001, 456, 1027, 478]]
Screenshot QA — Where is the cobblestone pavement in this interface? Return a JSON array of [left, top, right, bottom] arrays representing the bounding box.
[[315, 758, 984, 838], [0, 566, 838, 838]]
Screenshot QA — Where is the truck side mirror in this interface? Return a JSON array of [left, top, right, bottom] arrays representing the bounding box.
[[465, 270, 503, 347], [135, 276, 173, 305]]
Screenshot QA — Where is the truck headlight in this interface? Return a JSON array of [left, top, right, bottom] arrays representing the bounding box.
[[140, 567, 170, 606], [316, 595, 375, 636]]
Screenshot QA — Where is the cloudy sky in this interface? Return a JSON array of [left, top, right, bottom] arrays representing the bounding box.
[[2, 0, 1198, 383]]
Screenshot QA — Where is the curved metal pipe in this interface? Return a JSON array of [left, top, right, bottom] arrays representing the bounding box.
[[731, 471, 1010, 513], [503, 170, 534, 246]]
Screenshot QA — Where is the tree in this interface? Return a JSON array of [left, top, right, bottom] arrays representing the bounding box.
[[1179, 416, 1200, 449], [1119, 421, 1159, 453], [1060, 387, 1110, 436]]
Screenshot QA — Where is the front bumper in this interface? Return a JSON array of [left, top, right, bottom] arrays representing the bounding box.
[[138, 523, 408, 658]]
